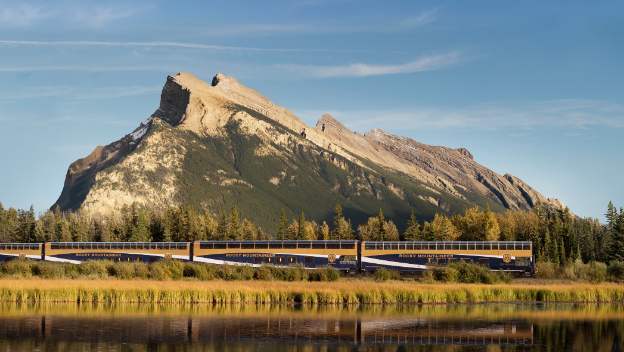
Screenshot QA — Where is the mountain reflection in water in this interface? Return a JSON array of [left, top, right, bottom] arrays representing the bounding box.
[[0, 303, 621, 351]]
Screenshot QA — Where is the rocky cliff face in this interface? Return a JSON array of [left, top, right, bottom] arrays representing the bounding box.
[[53, 72, 562, 229]]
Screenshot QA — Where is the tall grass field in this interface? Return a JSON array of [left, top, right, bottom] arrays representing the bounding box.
[[1, 279, 623, 305]]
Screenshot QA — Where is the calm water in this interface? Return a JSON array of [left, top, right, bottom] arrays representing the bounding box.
[[0, 303, 622, 351]]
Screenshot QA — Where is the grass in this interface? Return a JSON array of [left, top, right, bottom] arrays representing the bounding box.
[[0, 279, 623, 305]]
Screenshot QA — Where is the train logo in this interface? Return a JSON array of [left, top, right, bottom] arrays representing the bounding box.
[[327, 254, 337, 263], [503, 253, 512, 263]]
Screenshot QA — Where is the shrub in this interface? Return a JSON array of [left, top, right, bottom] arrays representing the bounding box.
[[108, 262, 137, 279], [578, 261, 607, 283], [33, 262, 71, 279], [1, 259, 33, 278], [324, 267, 340, 282], [536, 261, 557, 279], [373, 267, 400, 281], [607, 261, 624, 282], [78, 260, 111, 278], [182, 263, 215, 280], [435, 267, 459, 282], [253, 266, 274, 281], [449, 262, 501, 284]]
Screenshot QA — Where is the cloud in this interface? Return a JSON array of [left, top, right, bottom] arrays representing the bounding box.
[[297, 99, 624, 131], [0, 64, 173, 73], [0, 2, 141, 28], [0, 85, 161, 100], [197, 10, 437, 36], [0, 40, 319, 52], [72, 6, 139, 28], [0, 4, 50, 27], [278, 52, 461, 78]]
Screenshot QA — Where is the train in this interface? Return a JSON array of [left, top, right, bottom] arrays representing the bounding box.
[[0, 240, 535, 275]]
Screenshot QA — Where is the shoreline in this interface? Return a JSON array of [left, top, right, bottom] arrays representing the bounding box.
[[1, 279, 623, 305]]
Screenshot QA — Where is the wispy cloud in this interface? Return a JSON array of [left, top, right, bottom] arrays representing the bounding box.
[[0, 85, 161, 100], [298, 99, 624, 131], [0, 64, 173, 73], [0, 40, 322, 52], [200, 10, 438, 37], [0, 2, 140, 28], [72, 6, 139, 28], [278, 52, 461, 78], [0, 4, 50, 27]]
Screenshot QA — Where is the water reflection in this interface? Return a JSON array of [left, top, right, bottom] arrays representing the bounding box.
[[0, 303, 621, 351]]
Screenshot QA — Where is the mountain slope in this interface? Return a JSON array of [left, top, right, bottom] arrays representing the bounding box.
[[53, 72, 562, 230]]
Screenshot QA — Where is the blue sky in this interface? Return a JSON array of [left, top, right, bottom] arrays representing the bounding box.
[[0, 0, 622, 219]]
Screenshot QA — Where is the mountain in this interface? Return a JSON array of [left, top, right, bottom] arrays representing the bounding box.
[[53, 72, 562, 230]]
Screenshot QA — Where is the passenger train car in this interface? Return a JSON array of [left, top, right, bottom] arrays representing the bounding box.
[[0, 243, 42, 261], [193, 240, 358, 270], [0, 240, 535, 275], [361, 241, 533, 275], [43, 242, 190, 264]]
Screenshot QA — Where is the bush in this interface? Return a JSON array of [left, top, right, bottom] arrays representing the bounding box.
[[108, 262, 137, 279], [536, 261, 557, 279], [78, 260, 111, 278], [1, 259, 33, 278], [607, 261, 624, 282], [373, 267, 400, 281], [308, 267, 340, 282], [448, 262, 502, 284], [578, 261, 607, 283], [435, 266, 459, 282], [32, 262, 73, 279], [253, 266, 274, 281], [183, 263, 215, 280]]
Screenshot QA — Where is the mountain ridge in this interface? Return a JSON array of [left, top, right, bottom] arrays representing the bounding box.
[[53, 72, 563, 230]]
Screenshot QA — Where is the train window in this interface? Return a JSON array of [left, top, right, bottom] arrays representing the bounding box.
[[312, 242, 326, 249], [255, 242, 269, 249], [200, 242, 212, 249], [213, 243, 227, 249], [241, 243, 255, 249], [269, 242, 282, 249], [282, 242, 295, 249], [326, 242, 340, 249], [298, 241, 312, 249]]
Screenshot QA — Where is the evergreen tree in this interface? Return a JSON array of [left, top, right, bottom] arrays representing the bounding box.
[[298, 210, 306, 239], [607, 207, 624, 262], [129, 208, 150, 242], [276, 209, 289, 240], [559, 237, 567, 266], [331, 203, 353, 239], [227, 207, 241, 240], [318, 221, 330, 240], [430, 214, 460, 241], [402, 210, 421, 241], [377, 209, 386, 240], [543, 228, 552, 262]]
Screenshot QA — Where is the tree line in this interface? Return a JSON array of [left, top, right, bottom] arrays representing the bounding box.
[[0, 201, 623, 265]]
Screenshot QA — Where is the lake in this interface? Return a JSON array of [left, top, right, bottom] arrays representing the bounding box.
[[0, 303, 622, 351]]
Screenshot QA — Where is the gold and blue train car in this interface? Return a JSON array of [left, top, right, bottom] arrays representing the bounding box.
[[43, 242, 190, 264], [361, 241, 534, 274], [193, 240, 359, 271], [0, 243, 42, 262]]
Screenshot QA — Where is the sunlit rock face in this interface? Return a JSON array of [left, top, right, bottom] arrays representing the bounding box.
[[53, 72, 562, 230]]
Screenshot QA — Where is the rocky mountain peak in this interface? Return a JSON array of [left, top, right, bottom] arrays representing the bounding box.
[[53, 71, 565, 222]]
